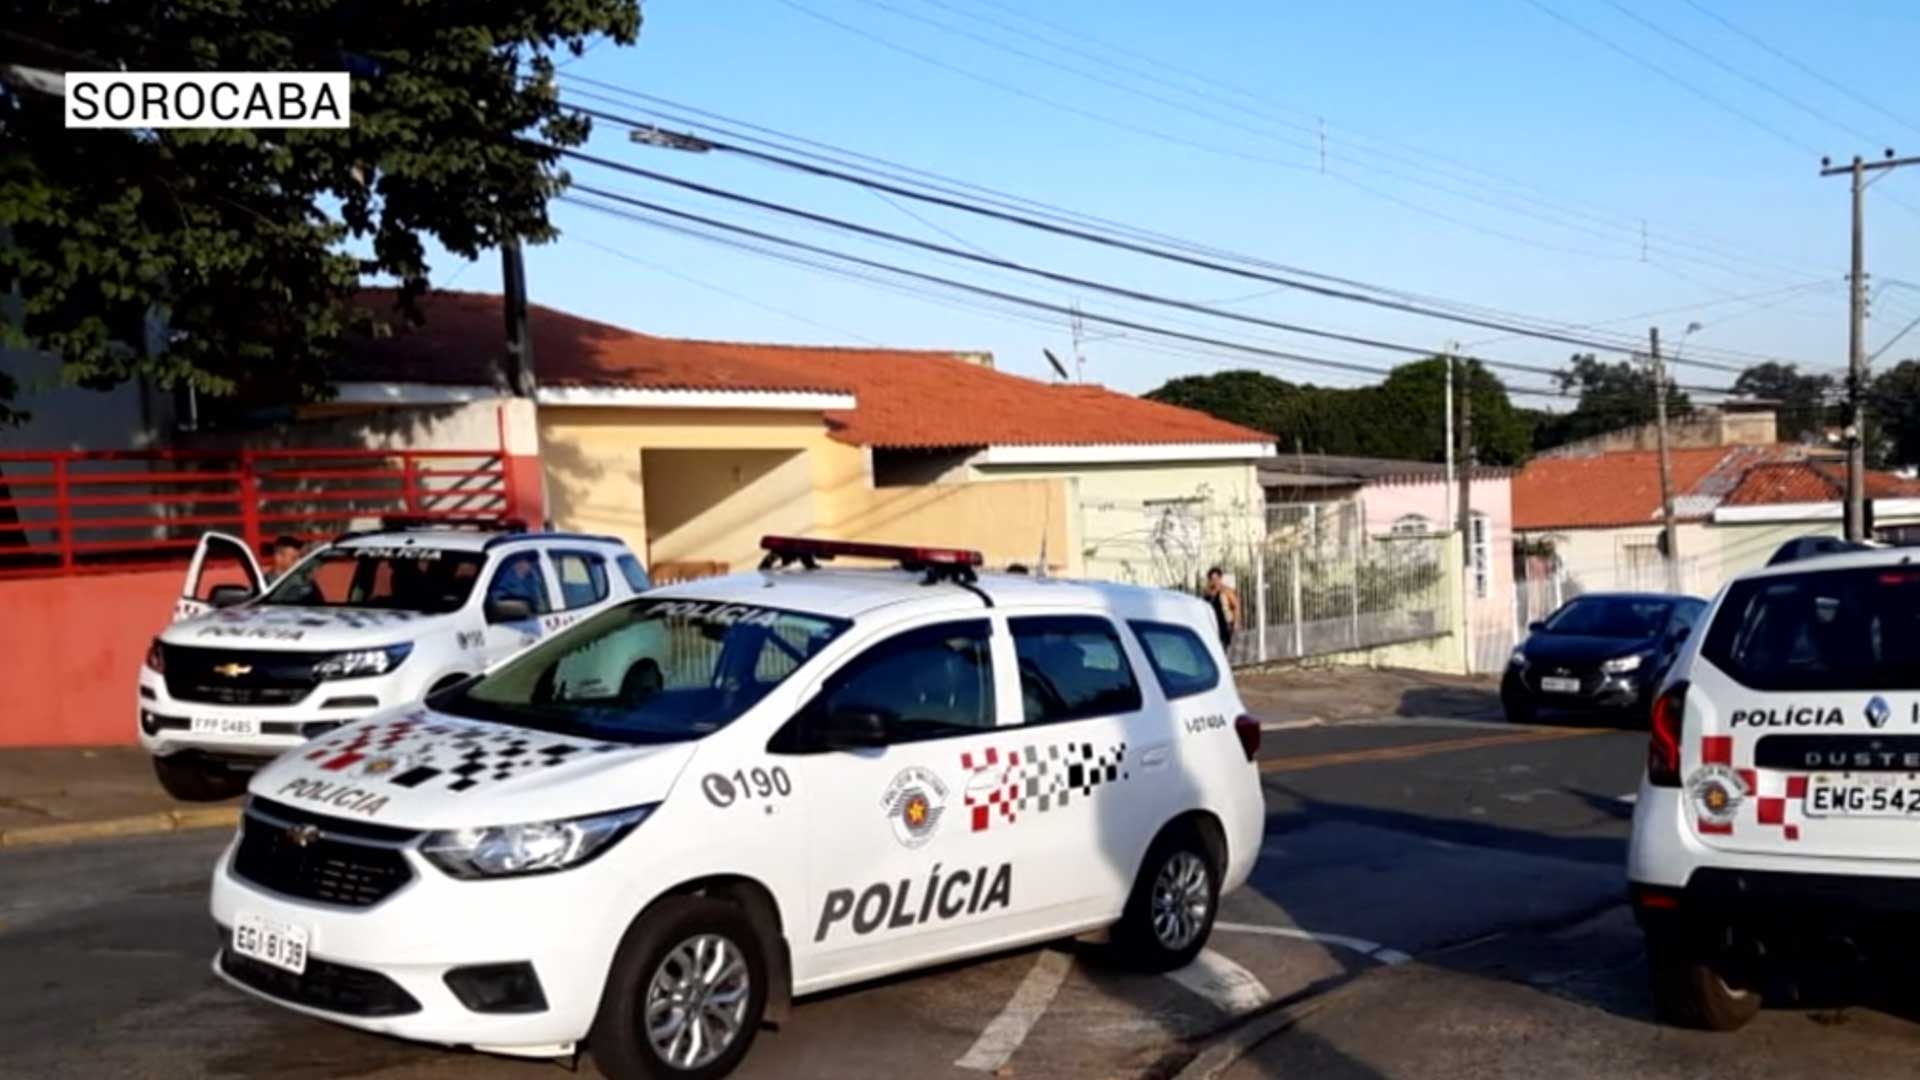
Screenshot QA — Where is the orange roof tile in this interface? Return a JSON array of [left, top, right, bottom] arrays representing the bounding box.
[[342, 290, 1271, 450], [1512, 445, 1813, 530], [1722, 460, 1920, 506]]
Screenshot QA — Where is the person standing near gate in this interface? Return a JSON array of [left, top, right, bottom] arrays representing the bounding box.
[[1205, 566, 1242, 652]]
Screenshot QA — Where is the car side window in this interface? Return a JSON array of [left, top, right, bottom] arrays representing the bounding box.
[[1011, 615, 1143, 725], [616, 554, 651, 593], [550, 550, 610, 610], [486, 551, 553, 615], [811, 620, 996, 744], [1129, 620, 1220, 699]]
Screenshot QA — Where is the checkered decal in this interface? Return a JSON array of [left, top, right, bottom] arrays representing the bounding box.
[[302, 711, 623, 794], [958, 740, 1129, 832], [1698, 735, 1802, 841]]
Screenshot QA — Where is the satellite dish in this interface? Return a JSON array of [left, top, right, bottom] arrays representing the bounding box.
[[1043, 348, 1070, 381]]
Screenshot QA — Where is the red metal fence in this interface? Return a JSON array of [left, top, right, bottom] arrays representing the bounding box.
[[0, 448, 517, 579]]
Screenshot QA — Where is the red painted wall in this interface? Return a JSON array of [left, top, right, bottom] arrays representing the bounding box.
[[0, 569, 179, 747]]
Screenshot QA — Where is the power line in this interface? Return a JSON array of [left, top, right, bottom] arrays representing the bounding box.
[[556, 79, 1820, 369], [560, 107, 1761, 374], [1677, 0, 1920, 142], [561, 174, 1745, 399]]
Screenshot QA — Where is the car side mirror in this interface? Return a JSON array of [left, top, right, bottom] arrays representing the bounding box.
[[208, 584, 256, 609], [1527, 620, 1546, 634], [486, 597, 534, 624], [818, 708, 889, 751]]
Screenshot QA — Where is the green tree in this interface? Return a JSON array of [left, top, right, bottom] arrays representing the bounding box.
[[0, 1, 642, 423], [1533, 353, 1691, 450], [1869, 359, 1920, 468], [1732, 362, 1835, 443]]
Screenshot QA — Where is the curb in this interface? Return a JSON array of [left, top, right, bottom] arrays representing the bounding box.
[[0, 805, 239, 849]]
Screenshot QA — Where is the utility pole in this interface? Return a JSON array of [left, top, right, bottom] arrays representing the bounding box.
[[1820, 149, 1920, 541], [500, 241, 536, 398], [1456, 359, 1473, 562], [1443, 347, 1456, 529], [1650, 326, 1680, 593]]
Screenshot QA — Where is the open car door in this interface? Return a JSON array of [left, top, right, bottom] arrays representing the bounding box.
[[175, 532, 266, 621]]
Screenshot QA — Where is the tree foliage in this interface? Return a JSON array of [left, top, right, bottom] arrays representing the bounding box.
[[1869, 359, 1920, 469], [1528, 353, 1691, 450], [1732, 361, 1835, 444], [0, 0, 642, 423], [1145, 357, 1532, 466]]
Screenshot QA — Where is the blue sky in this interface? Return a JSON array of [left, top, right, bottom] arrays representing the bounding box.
[[409, 0, 1920, 403]]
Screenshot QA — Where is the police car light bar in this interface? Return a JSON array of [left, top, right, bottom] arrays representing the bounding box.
[[759, 535, 984, 569]]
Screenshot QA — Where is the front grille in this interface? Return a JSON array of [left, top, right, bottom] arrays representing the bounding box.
[[233, 802, 418, 908], [163, 644, 328, 706], [219, 933, 420, 1017]]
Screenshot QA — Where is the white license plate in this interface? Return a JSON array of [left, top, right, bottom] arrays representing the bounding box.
[[232, 912, 310, 975], [191, 716, 258, 737], [1540, 676, 1581, 694], [1804, 774, 1920, 818]]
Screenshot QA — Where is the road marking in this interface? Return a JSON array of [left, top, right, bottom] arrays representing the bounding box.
[[1259, 726, 1606, 773], [954, 949, 1073, 1071], [1213, 921, 1411, 966], [1617, 792, 1639, 804], [1260, 718, 1323, 732], [1166, 947, 1274, 1015]]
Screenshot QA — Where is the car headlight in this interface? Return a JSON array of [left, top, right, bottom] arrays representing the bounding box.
[[146, 638, 166, 674], [1601, 653, 1645, 674], [312, 643, 413, 679], [1508, 646, 1527, 668], [421, 804, 654, 880]]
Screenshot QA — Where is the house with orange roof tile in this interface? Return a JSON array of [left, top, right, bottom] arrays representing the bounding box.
[[311, 291, 1275, 580]]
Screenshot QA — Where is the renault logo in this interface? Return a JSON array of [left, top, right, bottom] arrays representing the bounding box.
[[284, 824, 321, 848], [212, 662, 253, 678], [1867, 696, 1893, 730]]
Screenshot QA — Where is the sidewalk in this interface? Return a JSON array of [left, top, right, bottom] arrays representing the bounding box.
[[0, 747, 238, 847], [1236, 665, 1502, 728]]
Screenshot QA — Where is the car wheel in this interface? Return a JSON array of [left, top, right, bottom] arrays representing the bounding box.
[[1112, 827, 1220, 973], [1501, 686, 1536, 725], [1647, 934, 1760, 1031], [590, 897, 768, 1080], [151, 754, 246, 802]]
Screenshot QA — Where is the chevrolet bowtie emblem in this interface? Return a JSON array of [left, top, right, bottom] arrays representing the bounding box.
[[284, 824, 320, 848], [212, 662, 253, 678]]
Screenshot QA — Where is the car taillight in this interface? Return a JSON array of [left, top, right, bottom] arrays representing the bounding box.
[[1234, 714, 1261, 762], [1647, 681, 1688, 787], [145, 639, 166, 674]]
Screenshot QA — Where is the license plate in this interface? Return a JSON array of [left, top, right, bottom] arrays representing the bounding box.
[[1540, 676, 1581, 694], [232, 912, 310, 975], [191, 716, 258, 737], [1804, 774, 1920, 817]]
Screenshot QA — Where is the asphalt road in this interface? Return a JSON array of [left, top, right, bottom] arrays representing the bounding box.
[[6, 712, 1919, 1079]]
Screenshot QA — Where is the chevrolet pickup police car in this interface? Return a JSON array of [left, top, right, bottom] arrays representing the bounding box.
[[209, 537, 1265, 1080], [142, 525, 647, 801], [1629, 547, 1920, 1030]]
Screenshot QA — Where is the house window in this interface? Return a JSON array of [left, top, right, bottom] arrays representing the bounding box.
[[1470, 513, 1490, 599], [1390, 513, 1434, 537]]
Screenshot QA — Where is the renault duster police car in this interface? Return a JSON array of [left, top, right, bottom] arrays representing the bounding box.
[[1629, 546, 1920, 1030], [209, 537, 1264, 1079], [142, 524, 647, 801]]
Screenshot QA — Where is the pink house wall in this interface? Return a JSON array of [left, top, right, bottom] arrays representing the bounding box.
[[1356, 475, 1517, 674]]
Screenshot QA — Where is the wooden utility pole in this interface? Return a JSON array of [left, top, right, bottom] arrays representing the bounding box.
[[1650, 326, 1680, 593], [1820, 150, 1920, 541], [500, 241, 536, 398], [1456, 360, 1473, 563]]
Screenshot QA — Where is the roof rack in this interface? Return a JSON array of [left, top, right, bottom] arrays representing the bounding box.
[[758, 535, 984, 585]]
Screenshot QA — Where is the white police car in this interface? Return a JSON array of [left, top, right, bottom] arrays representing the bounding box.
[[1629, 547, 1920, 1029], [208, 536, 1264, 1079], [142, 524, 647, 801]]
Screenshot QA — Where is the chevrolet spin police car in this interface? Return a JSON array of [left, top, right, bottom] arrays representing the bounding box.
[[209, 536, 1265, 1080], [142, 525, 647, 801], [1629, 547, 1920, 1030]]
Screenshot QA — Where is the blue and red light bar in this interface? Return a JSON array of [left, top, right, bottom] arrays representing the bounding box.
[[760, 535, 983, 568]]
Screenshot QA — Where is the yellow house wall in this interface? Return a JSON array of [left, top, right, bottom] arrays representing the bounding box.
[[973, 460, 1263, 584], [641, 447, 814, 571]]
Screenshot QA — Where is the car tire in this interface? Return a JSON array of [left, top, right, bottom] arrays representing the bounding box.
[[1646, 935, 1760, 1031], [151, 754, 247, 802], [1111, 827, 1220, 973], [590, 897, 768, 1080], [1501, 686, 1536, 725]]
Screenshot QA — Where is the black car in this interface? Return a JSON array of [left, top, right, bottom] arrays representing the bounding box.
[[1501, 591, 1707, 724]]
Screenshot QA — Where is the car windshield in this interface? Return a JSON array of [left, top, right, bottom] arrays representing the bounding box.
[[435, 597, 850, 744], [1701, 566, 1920, 692], [1543, 596, 1673, 639], [261, 547, 484, 614]]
